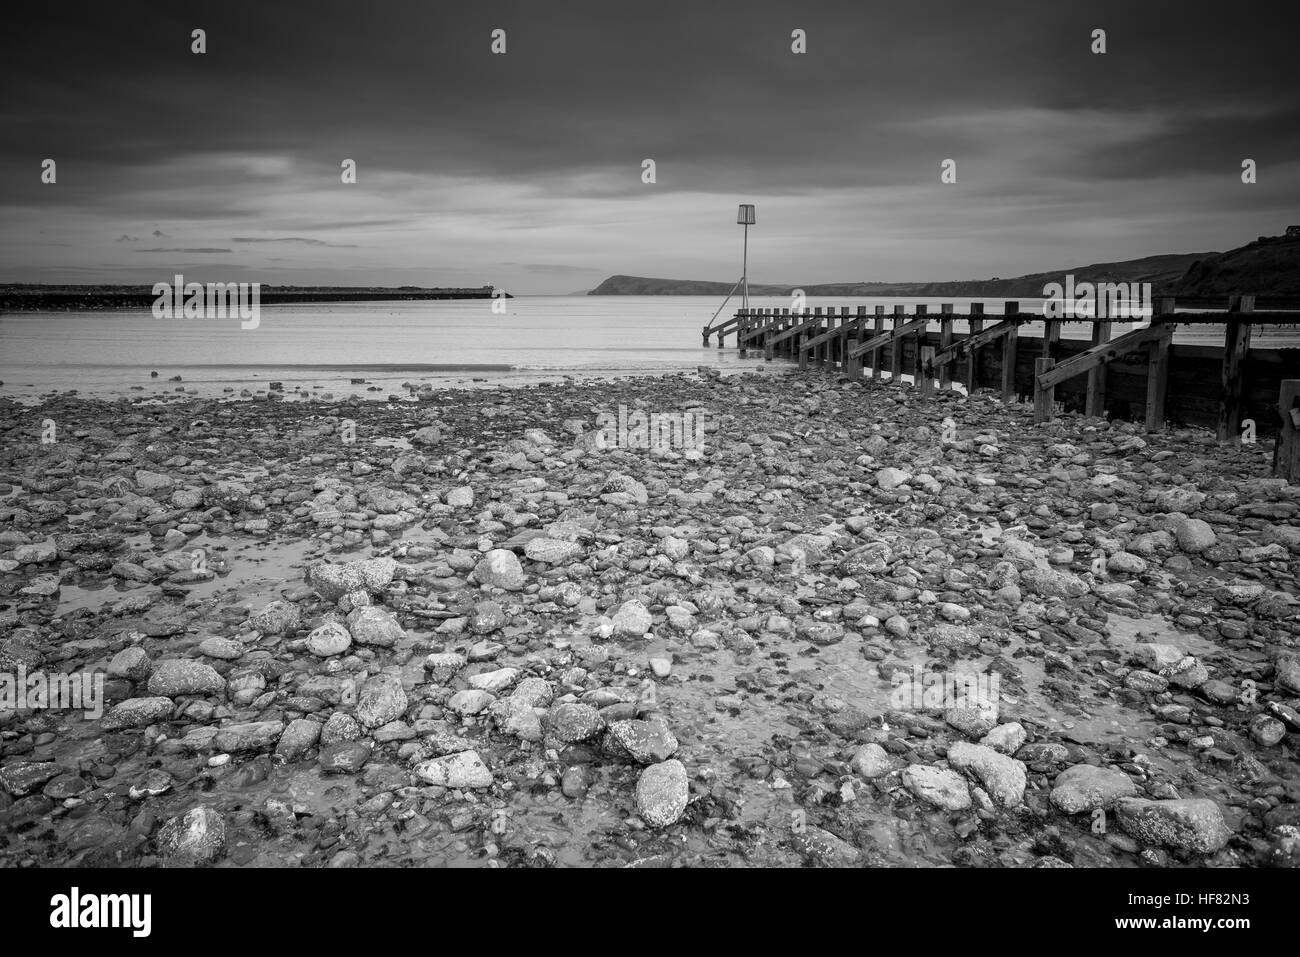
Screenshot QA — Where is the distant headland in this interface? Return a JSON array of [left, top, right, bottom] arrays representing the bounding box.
[[588, 229, 1300, 300]]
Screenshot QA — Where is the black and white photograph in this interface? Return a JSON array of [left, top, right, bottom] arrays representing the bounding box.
[[0, 0, 1295, 929]]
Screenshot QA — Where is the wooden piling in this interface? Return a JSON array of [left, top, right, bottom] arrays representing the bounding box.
[[824, 308, 835, 368], [849, 306, 867, 377], [939, 304, 954, 390], [890, 305, 905, 382], [1042, 317, 1060, 359], [1144, 298, 1176, 432], [1217, 295, 1255, 442], [965, 302, 983, 394], [1085, 320, 1112, 417], [872, 306, 885, 379], [812, 307, 824, 368], [1277, 379, 1300, 482], [920, 347, 935, 398], [912, 305, 928, 388], [837, 306, 852, 370], [1001, 301, 1020, 404], [1034, 357, 1056, 424]]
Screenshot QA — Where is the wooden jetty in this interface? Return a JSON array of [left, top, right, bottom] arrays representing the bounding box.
[[0, 285, 504, 311], [703, 296, 1300, 481]]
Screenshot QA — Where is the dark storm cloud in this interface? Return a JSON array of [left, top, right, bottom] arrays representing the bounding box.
[[1, 0, 1297, 290]]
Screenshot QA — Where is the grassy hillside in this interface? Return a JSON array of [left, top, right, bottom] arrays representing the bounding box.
[[1169, 233, 1300, 297]]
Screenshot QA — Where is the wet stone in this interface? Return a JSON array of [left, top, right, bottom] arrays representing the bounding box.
[[414, 750, 493, 789], [102, 696, 175, 730], [355, 674, 408, 728], [0, 761, 64, 798], [1115, 798, 1232, 854], [635, 759, 689, 827], [157, 806, 226, 865], [1050, 764, 1139, 813], [147, 660, 226, 697], [604, 715, 679, 764], [903, 765, 972, 811], [319, 741, 371, 774]]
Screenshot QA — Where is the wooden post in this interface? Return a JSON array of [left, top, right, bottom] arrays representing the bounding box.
[[890, 305, 905, 382], [824, 308, 834, 368], [965, 302, 983, 394], [798, 329, 809, 370], [838, 306, 851, 370], [779, 309, 790, 358], [1042, 317, 1060, 359], [1277, 379, 1300, 482], [912, 305, 928, 388], [939, 304, 954, 390], [1085, 320, 1112, 417], [920, 347, 935, 397], [872, 306, 885, 379], [1144, 298, 1176, 432], [812, 307, 825, 368], [1001, 301, 1020, 404], [1217, 295, 1255, 442], [1033, 357, 1056, 424], [739, 309, 749, 358], [849, 306, 866, 377]]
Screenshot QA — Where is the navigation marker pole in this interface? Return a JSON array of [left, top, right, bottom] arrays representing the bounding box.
[[738, 204, 755, 313]]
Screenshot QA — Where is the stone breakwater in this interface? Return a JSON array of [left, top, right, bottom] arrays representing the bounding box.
[[0, 369, 1297, 868]]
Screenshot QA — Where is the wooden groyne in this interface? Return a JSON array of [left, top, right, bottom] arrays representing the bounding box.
[[704, 296, 1300, 480]]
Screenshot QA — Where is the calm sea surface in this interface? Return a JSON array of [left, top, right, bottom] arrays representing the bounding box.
[[1, 295, 1296, 401]]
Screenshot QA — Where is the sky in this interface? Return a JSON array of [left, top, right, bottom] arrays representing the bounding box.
[[1, 0, 1297, 294]]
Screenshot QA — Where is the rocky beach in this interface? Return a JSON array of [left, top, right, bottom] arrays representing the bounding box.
[[1, 369, 1298, 869]]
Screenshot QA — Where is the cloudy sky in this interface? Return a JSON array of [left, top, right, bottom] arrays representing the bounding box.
[[2, 0, 1297, 293]]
